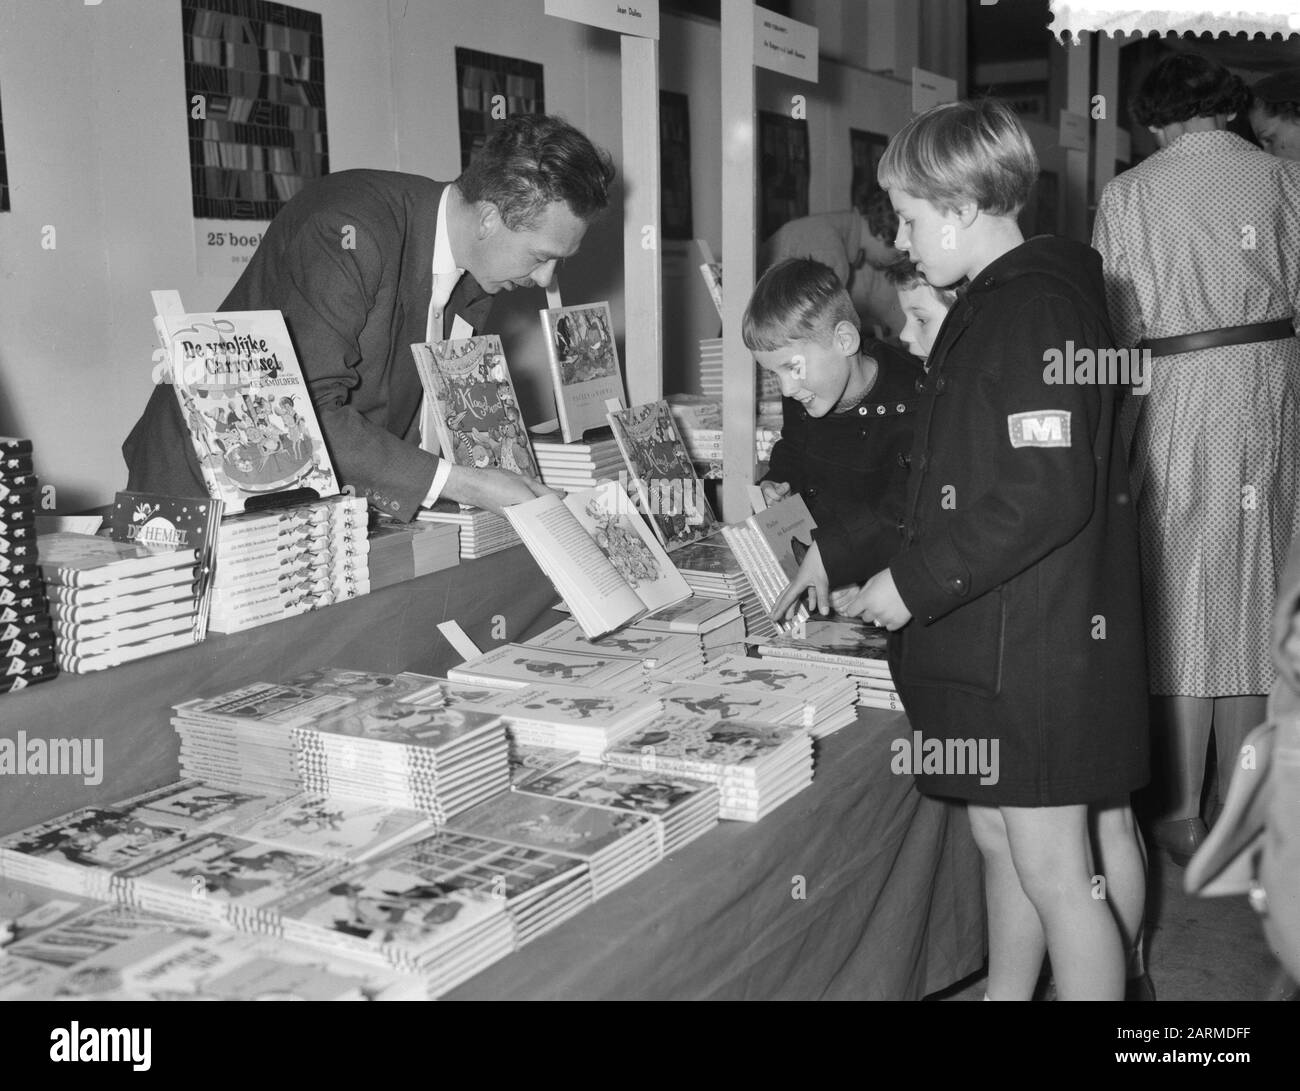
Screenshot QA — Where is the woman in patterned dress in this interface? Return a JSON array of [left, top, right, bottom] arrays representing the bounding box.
[[1092, 52, 1300, 862]]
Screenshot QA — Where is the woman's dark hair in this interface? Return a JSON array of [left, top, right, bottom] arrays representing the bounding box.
[[456, 114, 616, 231], [1131, 52, 1249, 129], [1251, 70, 1300, 122]]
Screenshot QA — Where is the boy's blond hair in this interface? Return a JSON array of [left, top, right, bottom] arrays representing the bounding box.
[[877, 98, 1038, 217], [742, 258, 859, 353]]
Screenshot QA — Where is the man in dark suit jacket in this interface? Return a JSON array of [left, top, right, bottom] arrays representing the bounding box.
[[123, 115, 615, 519]]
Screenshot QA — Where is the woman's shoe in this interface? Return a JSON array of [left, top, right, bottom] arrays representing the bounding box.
[[1151, 817, 1208, 867]]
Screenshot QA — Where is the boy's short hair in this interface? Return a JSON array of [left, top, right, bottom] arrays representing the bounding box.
[[1133, 51, 1249, 129], [884, 258, 959, 305], [877, 98, 1038, 216], [742, 258, 859, 352]]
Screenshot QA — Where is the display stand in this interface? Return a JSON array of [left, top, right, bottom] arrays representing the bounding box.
[[544, 2, 663, 408]]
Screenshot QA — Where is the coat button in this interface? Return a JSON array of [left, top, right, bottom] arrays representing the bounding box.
[[914, 377, 925, 393], [858, 406, 868, 416], [896, 452, 909, 467], [876, 405, 886, 415], [951, 576, 966, 593], [896, 403, 906, 413], [935, 377, 947, 393], [807, 487, 819, 499]]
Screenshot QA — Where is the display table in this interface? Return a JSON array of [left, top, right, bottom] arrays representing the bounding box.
[[0, 545, 986, 999], [448, 713, 986, 1001]]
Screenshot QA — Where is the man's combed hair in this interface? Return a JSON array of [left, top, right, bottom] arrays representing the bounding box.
[[858, 188, 899, 245], [1132, 52, 1249, 129], [457, 114, 616, 231], [742, 258, 859, 352], [877, 97, 1038, 216]]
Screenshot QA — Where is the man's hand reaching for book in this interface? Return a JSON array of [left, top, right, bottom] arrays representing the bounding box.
[[442, 464, 559, 517], [771, 541, 829, 622]]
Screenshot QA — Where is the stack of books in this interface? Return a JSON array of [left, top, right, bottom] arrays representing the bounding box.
[[367, 519, 460, 590], [271, 849, 516, 991], [208, 495, 371, 633], [669, 536, 776, 640], [753, 617, 903, 712], [446, 643, 646, 692], [697, 337, 723, 397], [508, 741, 583, 786], [37, 531, 201, 673], [668, 395, 780, 472], [0, 895, 427, 1001], [0, 437, 57, 693], [523, 618, 705, 682], [719, 493, 817, 637], [677, 653, 858, 738], [442, 679, 662, 763], [603, 713, 814, 822], [445, 791, 661, 901], [171, 669, 510, 822], [530, 427, 625, 493], [418, 500, 520, 559], [634, 595, 747, 663], [514, 760, 720, 855], [643, 680, 813, 731], [391, 829, 593, 946]]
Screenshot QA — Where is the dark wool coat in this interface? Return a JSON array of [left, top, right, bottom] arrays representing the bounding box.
[[886, 236, 1150, 806], [763, 338, 922, 588], [123, 171, 493, 521]]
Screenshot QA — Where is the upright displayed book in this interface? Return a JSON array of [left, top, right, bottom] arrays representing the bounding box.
[[0, 437, 57, 694], [720, 493, 817, 635], [503, 481, 692, 637], [606, 400, 717, 551], [411, 335, 540, 481], [37, 531, 203, 673], [539, 301, 625, 443], [154, 303, 341, 513]]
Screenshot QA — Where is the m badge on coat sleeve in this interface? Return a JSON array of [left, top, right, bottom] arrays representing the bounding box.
[[1007, 410, 1071, 448]]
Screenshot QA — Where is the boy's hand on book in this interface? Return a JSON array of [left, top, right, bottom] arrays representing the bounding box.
[[771, 541, 829, 621], [760, 480, 791, 506], [443, 465, 559, 517], [845, 569, 911, 631]]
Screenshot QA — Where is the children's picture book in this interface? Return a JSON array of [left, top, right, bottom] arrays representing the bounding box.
[[447, 643, 643, 691], [606, 401, 717, 551], [155, 304, 340, 512], [411, 335, 540, 482], [504, 481, 692, 637], [539, 301, 625, 443]]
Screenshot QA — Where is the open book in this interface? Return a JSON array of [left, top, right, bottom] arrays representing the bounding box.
[[720, 493, 817, 634], [152, 295, 340, 514], [504, 480, 691, 638]]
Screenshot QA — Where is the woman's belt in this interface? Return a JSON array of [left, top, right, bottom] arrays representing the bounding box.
[[1140, 318, 1295, 358]]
